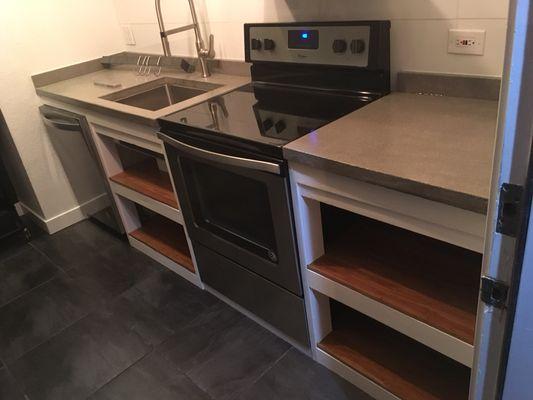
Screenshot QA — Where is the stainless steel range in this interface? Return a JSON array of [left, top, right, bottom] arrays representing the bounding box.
[[158, 21, 390, 347]]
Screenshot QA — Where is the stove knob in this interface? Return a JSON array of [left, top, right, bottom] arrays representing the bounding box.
[[262, 118, 273, 131], [264, 39, 276, 51], [251, 38, 262, 51], [350, 39, 366, 54], [275, 120, 286, 134], [332, 39, 348, 54]]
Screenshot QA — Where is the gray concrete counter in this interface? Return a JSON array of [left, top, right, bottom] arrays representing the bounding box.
[[284, 92, 498, 213]]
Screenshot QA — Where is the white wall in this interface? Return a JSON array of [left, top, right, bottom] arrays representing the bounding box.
[[0, 0, 509, 231], [114, 0, 509, 81], [0, 1, 125, 225]]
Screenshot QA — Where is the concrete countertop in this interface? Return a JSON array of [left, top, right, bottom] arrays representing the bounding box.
[[283, 92, 498, 214], [36, 66, 250, 127]]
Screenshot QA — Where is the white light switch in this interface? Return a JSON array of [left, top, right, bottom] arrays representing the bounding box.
[[448, 29, 485, 55], [121, 25, 136, 46]]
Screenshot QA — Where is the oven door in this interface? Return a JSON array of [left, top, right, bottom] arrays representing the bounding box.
[[160, 132, 302, 296]]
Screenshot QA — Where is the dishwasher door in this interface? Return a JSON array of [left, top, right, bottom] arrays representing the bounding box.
[[39, 105, 124, 234]]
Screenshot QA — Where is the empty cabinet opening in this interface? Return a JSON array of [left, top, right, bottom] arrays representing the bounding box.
[[311, 203, 482, 344], [130, 205, 193, 273], [110, 141, 177, 209], [320, 300, 471, 400]]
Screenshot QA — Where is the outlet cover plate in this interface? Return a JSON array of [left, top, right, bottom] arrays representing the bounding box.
[[448, 29, 486, 55]]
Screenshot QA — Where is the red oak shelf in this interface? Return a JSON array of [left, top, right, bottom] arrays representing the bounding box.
[[130, 215, 194, 273], [110, 160, 178, 209], [319, 304, 471, 400], [309, 214, 482, 344]]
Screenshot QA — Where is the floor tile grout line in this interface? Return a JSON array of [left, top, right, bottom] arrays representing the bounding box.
[[2, 223, 302, 400], [4, 282, 160, 393], [0, 246, 146, 313], [248, 346, 292, 388], [85, 346, 160, 399], [0, 273, 61, 311], [29, 242, 69, 274], [0, 244, 31, 265], [184, 373, 216, 400], [1, 256, 168, 365], [5, 276, 166, 368], [87, 346, 214, 400], [0, 239, 71, 309], [186, 345, 292, 400], [3, 308, 97, 368], [84, 340, 145, 399], [4, 359, 31, 400]]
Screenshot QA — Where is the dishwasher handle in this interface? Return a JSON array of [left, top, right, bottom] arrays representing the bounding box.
[[41, 113, 81, 132], [40, 109, 99, 162]]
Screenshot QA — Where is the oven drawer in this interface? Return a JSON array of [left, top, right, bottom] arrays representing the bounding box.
[[195, 243, 310, 348]]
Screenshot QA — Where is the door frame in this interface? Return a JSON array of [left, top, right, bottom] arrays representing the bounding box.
[[471, 0, 533, 399]]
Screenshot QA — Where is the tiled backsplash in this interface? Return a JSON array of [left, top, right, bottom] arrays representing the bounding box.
[[113, 0, 509, 85]]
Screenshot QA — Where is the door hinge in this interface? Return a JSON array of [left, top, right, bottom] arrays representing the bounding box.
[[496, 183, 524, 237], [481, 276, 509, 308]]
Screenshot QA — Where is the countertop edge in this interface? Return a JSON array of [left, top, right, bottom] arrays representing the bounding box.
[[283, 147, 488, 215], [36, 88, 159, 128]]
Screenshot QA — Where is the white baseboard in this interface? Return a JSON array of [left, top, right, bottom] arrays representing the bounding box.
[[20, 193, 109, 234]]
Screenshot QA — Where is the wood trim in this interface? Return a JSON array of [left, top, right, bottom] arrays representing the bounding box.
[[319, 305, 471, 400], [110, 160, 178, 209], [130, 214, 194, 273]]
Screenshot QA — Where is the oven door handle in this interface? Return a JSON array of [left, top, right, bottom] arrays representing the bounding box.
[[158, 133, 281, 175]]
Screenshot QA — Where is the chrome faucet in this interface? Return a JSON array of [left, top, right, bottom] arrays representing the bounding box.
[[155, 0, 215, 78]]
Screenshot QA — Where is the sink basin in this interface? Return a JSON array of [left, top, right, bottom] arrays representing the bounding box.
[[101, 77, 222, 111]]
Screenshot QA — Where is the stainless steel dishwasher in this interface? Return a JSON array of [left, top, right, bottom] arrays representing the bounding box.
[[39, 105, 124, 234]]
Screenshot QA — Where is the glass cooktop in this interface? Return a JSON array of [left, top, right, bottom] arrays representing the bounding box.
[[159, 83, 377, 149]]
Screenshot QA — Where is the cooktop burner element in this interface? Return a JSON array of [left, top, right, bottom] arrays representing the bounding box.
[[160, 83, 377, 149], [159, 20, 391, 159]]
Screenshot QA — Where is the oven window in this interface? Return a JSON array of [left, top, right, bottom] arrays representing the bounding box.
[[183, 159, 278, 260]]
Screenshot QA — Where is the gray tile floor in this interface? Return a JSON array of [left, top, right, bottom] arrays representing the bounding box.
[[0, 220, 372, 400]]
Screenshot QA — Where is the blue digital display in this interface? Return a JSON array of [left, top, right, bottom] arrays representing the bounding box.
[[288, 30, 319, 49]]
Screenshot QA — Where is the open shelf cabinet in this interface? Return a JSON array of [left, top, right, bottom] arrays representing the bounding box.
[[319, 301, 471, 400], [92, 128, 199, 287], [308, 206, 482, 367], [288, 162, 487, 399], [130, 213, 194, 273], [110, 157, 179, 208]]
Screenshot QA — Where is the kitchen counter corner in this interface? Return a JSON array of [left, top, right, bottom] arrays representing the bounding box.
[[283, 92, 499, 214]]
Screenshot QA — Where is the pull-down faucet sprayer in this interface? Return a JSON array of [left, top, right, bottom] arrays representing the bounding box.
[[155, 0, 215, 78]]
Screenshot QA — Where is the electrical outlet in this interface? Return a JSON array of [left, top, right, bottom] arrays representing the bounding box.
[[121, 25, 136, 46], [448, 29, 485, 55]]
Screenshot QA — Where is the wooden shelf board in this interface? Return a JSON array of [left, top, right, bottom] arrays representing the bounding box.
[[310, 214, 481, 344], [319, 306, 471, 400], [130, 215, 194, 273], [110, 160, 178, 209]]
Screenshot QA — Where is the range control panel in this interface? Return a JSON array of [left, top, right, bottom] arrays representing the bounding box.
[[246, 23, 371, 67]]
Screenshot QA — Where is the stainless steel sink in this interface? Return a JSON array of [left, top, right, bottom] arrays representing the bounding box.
[[101, 77, 222, 111]]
